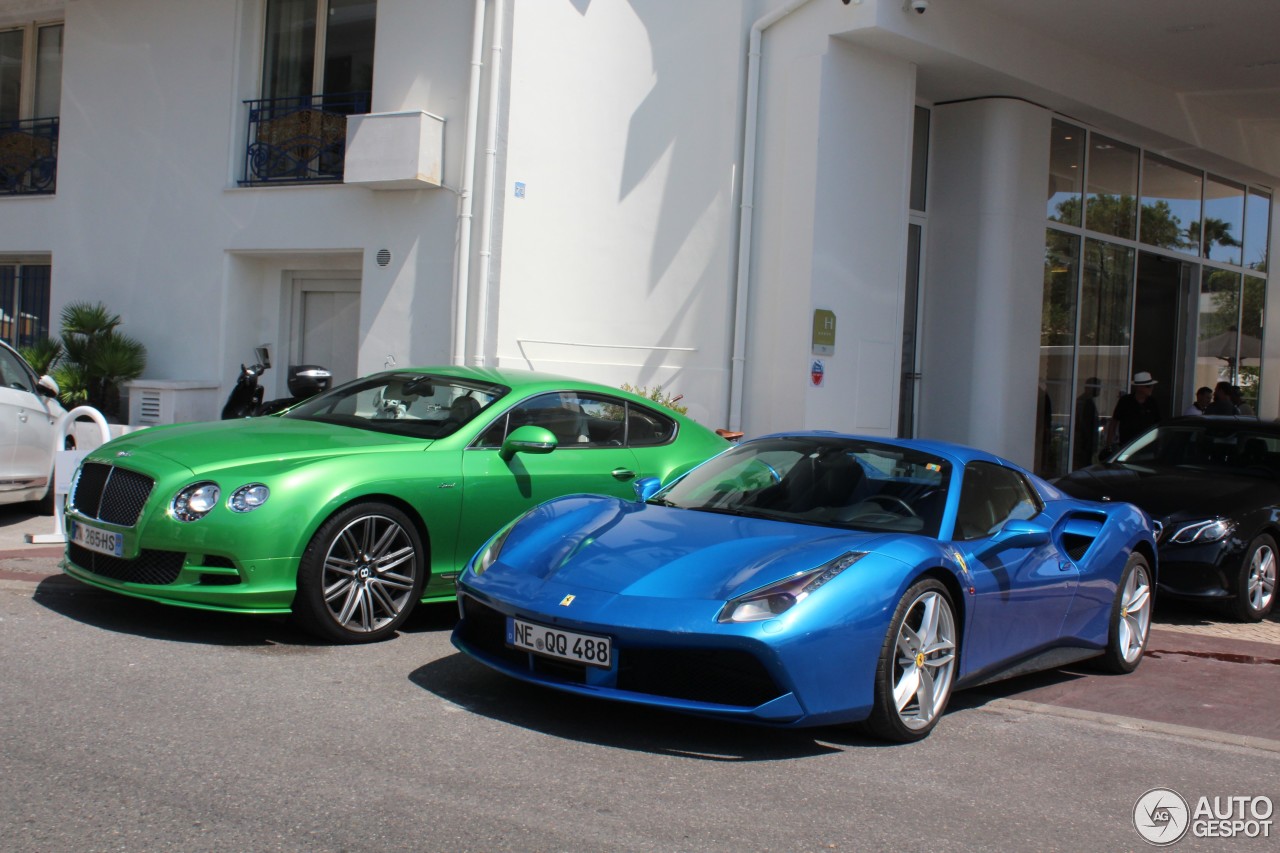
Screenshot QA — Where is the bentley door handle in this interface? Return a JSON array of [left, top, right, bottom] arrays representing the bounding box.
[[611, 468, 637, 481]]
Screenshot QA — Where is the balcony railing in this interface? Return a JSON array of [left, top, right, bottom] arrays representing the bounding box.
[[241, 92, 369, 186], [0, 117, 58, 196]]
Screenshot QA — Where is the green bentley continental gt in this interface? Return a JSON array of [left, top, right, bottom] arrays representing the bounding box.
[[62, 367, 729, 642]]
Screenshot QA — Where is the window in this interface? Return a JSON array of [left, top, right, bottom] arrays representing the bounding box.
[[0, 263, 51, 348], [0, 22, 61, 195], [955, 462, 1042, 541], [475, 393, 674, 449], [262, 0, 375, 103]]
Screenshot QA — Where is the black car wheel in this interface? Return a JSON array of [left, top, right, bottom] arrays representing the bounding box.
[[1095, 552, 1152, 674], [864, 578, 958, 742], [1233, 533, 1277, 622], [294, 502, 426, 643]]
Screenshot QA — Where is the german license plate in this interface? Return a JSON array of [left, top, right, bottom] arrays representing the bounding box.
[[508, 618, 612, 669], [71, 521, 124, 558]]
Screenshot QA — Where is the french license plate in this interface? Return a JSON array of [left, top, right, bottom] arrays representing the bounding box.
[[508, 617, 612, 669], [71, 521, 124, 558]]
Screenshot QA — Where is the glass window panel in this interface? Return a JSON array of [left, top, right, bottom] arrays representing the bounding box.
[[1196, 269, 1242, 391], [1141, 154, 1202, 253], [17, 264, 49, 348], [1239, 275, 1265, 412], [1047, 120, 1084, 225], [0, 29, 23, 123], [1202, 176, 1244, 265], [1085, 135, 1139, 239], [910, 106, 929, 213], [1038, 229, 1079, 478], [1244, 189, 1271, 272], [323, 0, 376, 100], [1075, 240, 1133, 469], [263, 0, 316, 100], [0, 265, 14, 343], [34, 25, 61, 118]]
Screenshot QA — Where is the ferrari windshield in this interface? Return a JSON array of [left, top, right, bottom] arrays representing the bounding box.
[[284, 372, 508, 439], [1116, 422, 1280, 476], [656, 436, 951, 536]]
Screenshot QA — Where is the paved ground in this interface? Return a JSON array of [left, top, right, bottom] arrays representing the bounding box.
[[4, 505, 1278, 754]]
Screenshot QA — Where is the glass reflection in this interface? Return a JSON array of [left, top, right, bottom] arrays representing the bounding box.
[[1038, 230, 1080, 478], [1141, 154, 1202, 253], [1085, 136, 1139, 239], [1244, 189, 1271, 271], [1047, 120, 1084, 225], [1240, 276, 1265, 413], [1202, 176, 1244, 265], [1075, 240, 1133, 469], [1196, 269, 1242, 394]]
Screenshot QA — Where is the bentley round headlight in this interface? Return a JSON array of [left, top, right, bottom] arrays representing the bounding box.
[[172, 482, 221, 522], [228, 483, 270, 513]]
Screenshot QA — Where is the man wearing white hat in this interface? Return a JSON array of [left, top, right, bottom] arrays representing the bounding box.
[[1107, 370, 1162, 448]]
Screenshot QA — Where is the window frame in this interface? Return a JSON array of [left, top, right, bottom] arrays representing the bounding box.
[[0, 19, 62, 122]]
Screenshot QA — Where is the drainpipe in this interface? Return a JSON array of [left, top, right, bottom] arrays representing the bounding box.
[[453, 0, 488, 366], [471, 0, 507, 367], [728, 0, 817, 430]]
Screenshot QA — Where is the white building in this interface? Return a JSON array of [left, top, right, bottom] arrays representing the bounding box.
[[1, 0, 1276, 476]]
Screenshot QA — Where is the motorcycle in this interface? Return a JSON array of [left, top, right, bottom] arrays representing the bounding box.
[[222, 349, 332, 419]]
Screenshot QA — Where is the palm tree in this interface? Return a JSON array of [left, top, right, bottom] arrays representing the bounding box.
[[55, 301, 147, 418]]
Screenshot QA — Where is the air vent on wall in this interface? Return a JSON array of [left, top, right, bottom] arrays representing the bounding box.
[[376, 249, 392, 267]]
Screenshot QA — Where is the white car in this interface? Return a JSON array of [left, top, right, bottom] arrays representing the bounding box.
[[0, 340, 67, 513]]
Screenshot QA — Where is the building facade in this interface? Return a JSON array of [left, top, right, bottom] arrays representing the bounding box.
[[0, 0, 1275, 474]]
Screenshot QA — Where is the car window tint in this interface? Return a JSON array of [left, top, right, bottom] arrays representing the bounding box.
[[626, 403, 676, 447], [0, 346, 35, 393], [495, 392, 626, 447], [955, 461, 1042, 541]]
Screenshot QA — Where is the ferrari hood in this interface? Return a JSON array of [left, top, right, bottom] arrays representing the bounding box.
[[1056, 464, 1271, 519], [484, 495, 894, 601], [92, 417, 424, 474]]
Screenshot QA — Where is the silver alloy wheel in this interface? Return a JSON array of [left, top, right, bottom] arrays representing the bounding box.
[[892, 590, 957, 731], [1117, 560, 1152, 665], [320, 514, 419, 634], [1247, 543, 1277, 613]]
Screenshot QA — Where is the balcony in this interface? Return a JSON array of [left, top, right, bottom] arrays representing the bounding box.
[[241, 93, 369, 186], [0, 117, 58, 196]]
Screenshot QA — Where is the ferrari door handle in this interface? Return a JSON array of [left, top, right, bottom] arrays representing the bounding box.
[[611, 468, 636, 481]]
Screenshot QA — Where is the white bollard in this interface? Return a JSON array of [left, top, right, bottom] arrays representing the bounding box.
[[26, 406, 114, 545]]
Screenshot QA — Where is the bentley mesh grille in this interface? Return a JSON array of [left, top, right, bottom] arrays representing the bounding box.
[[68, 543, 184, 585], [71, 462, 155, 527], [457, 596, 783, 708]]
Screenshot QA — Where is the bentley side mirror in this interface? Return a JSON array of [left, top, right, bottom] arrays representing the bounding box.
[[500, 425, 558, 461]]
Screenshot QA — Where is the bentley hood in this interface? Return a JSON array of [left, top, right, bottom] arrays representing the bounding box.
[[90, 417, 424, 474], [475, 495, 899, 603]]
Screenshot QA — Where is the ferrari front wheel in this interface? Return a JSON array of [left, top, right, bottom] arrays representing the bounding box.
[[1233, 534, 1277, 622], [1095, 551, 1152, 673], [293, 502, 426, 643], [865, 578, 957, 742]]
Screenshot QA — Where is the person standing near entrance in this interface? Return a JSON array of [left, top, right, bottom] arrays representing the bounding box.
[[1205, 381, 1237, 415], [1074, 377, 1101, 468], [1107, 371, 1162, 447], [1184, 386, 1212, 416]]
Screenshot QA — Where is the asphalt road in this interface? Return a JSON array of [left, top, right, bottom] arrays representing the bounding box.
[[2, 569, 1278, 853]]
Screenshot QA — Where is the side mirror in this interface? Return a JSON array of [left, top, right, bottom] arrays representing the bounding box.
[[989, 518, 1051, 550], [37, 375, 59, 399], [500, 425, 558, 461], [633, 477, 662, 502]]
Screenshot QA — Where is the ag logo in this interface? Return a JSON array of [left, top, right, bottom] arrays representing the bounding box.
[[1134, 788, 1190, 845]]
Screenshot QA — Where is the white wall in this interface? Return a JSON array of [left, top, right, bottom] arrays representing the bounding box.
[[918, 98, 1051, 466]]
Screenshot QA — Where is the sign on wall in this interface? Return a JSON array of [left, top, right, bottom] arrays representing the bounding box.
[[812, 309, 836, 355]]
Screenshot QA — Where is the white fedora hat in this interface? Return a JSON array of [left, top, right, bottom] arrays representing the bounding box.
[[1131, 371, 1158, 386]]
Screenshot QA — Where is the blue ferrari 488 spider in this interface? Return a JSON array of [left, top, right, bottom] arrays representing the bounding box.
[[452, 433, 1156, 741]]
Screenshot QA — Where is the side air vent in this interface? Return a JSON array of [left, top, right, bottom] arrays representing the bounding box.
[[1060, 513, 1106, 562]]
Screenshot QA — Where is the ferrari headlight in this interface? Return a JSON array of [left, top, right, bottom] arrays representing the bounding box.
[[172, 482, 220, 522], [1169, 518, 1234, 544], [228, 483, 270, 513], [472, 521, 517, 576], [718, 551, 866, 623]]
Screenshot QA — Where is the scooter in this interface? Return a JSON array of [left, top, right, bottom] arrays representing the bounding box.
[[221, 348, 332, 419]]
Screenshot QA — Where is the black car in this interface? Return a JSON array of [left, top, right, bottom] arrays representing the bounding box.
[[1055, 416, 1277, 622]]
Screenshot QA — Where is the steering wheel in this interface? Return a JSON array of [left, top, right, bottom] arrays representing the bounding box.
[[858, 494, 918, 518]]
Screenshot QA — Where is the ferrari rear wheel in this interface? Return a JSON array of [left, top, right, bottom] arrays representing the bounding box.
[[294, 502, 426, 643], [1095, 552, 1152, 673], [865, 578, 957, 743], [1233, 534, 1277, 622]]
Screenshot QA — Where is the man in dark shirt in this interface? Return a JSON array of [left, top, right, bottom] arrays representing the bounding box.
[[1205, 381, 1238, 415], [1109, 370, 1162, 446]]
